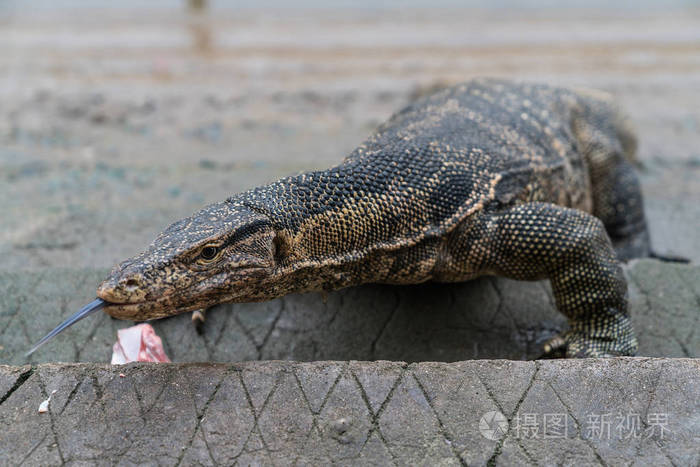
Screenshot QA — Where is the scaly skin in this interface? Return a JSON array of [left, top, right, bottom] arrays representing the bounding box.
[[97, 79, 648, 357]]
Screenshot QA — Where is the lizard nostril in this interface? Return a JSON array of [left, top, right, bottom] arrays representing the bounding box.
[[124, 278, 140, 289]]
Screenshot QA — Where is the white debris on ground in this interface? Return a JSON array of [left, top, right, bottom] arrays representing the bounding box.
[[111, 324, 171, 364], [38, 390, 57, 413]]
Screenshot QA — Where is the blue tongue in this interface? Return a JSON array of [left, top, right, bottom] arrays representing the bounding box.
[[26, 298, 106, 357]]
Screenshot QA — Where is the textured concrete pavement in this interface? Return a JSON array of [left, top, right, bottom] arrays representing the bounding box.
[[1, 259, 697, 365], [1, 359, 698, 466], [1, 4, 699, 465]]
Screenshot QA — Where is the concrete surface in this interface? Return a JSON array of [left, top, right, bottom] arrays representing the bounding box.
[[1, 4, 699, 465], [0, 358, 698, 465], [1, 259, 697, 365]]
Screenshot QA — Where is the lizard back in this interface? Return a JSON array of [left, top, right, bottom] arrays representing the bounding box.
[[239, 80, 595, 268]]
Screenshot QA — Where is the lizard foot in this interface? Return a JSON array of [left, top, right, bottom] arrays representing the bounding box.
[[540, 325, 638, 358]]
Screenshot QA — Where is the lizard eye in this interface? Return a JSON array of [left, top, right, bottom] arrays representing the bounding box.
[[199, 245, 220, 262]]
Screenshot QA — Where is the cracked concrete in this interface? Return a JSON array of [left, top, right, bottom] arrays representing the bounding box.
[[1, 359, 697, 466], [1, 259, 697, 365]]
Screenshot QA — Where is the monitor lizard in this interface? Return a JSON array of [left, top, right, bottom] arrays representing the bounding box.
[[29, 79, 658, 358]]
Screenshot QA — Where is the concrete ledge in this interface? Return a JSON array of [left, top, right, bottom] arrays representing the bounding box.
[[1, 260, 697, 364], [0, 358, 697, 465]]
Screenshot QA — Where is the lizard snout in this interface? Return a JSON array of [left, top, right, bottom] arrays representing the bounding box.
[[97, 273, 148, 304]]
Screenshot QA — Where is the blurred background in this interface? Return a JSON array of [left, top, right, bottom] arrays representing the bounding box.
[[1, 0, 699, 363], [1, 0, 699, 272]]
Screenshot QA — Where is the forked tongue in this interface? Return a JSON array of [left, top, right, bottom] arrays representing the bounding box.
[[26, 298, 106, 356]]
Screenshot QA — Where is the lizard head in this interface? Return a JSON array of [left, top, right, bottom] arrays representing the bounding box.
[[27, 200, 292, 356], [96, 201, 280, 320]]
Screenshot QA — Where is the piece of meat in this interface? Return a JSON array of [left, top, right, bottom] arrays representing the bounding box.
[[111, 324, 170, 364]]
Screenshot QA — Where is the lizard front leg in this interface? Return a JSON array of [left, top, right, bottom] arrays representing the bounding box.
[[447, 202, 637, 357]]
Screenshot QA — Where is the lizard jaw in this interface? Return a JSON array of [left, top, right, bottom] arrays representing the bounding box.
[[99, 283, 244, 320], [101, 298, 208, 321], [96, 276, 208, 320]]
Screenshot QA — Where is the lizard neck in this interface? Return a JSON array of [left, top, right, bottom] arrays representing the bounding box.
[[232, 163, 390, 294]]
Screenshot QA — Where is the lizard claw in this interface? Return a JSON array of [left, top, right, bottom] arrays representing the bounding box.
[[539, 325, 637, 359], [192, 309, 206, 335], [539, 334, 568, 359]]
